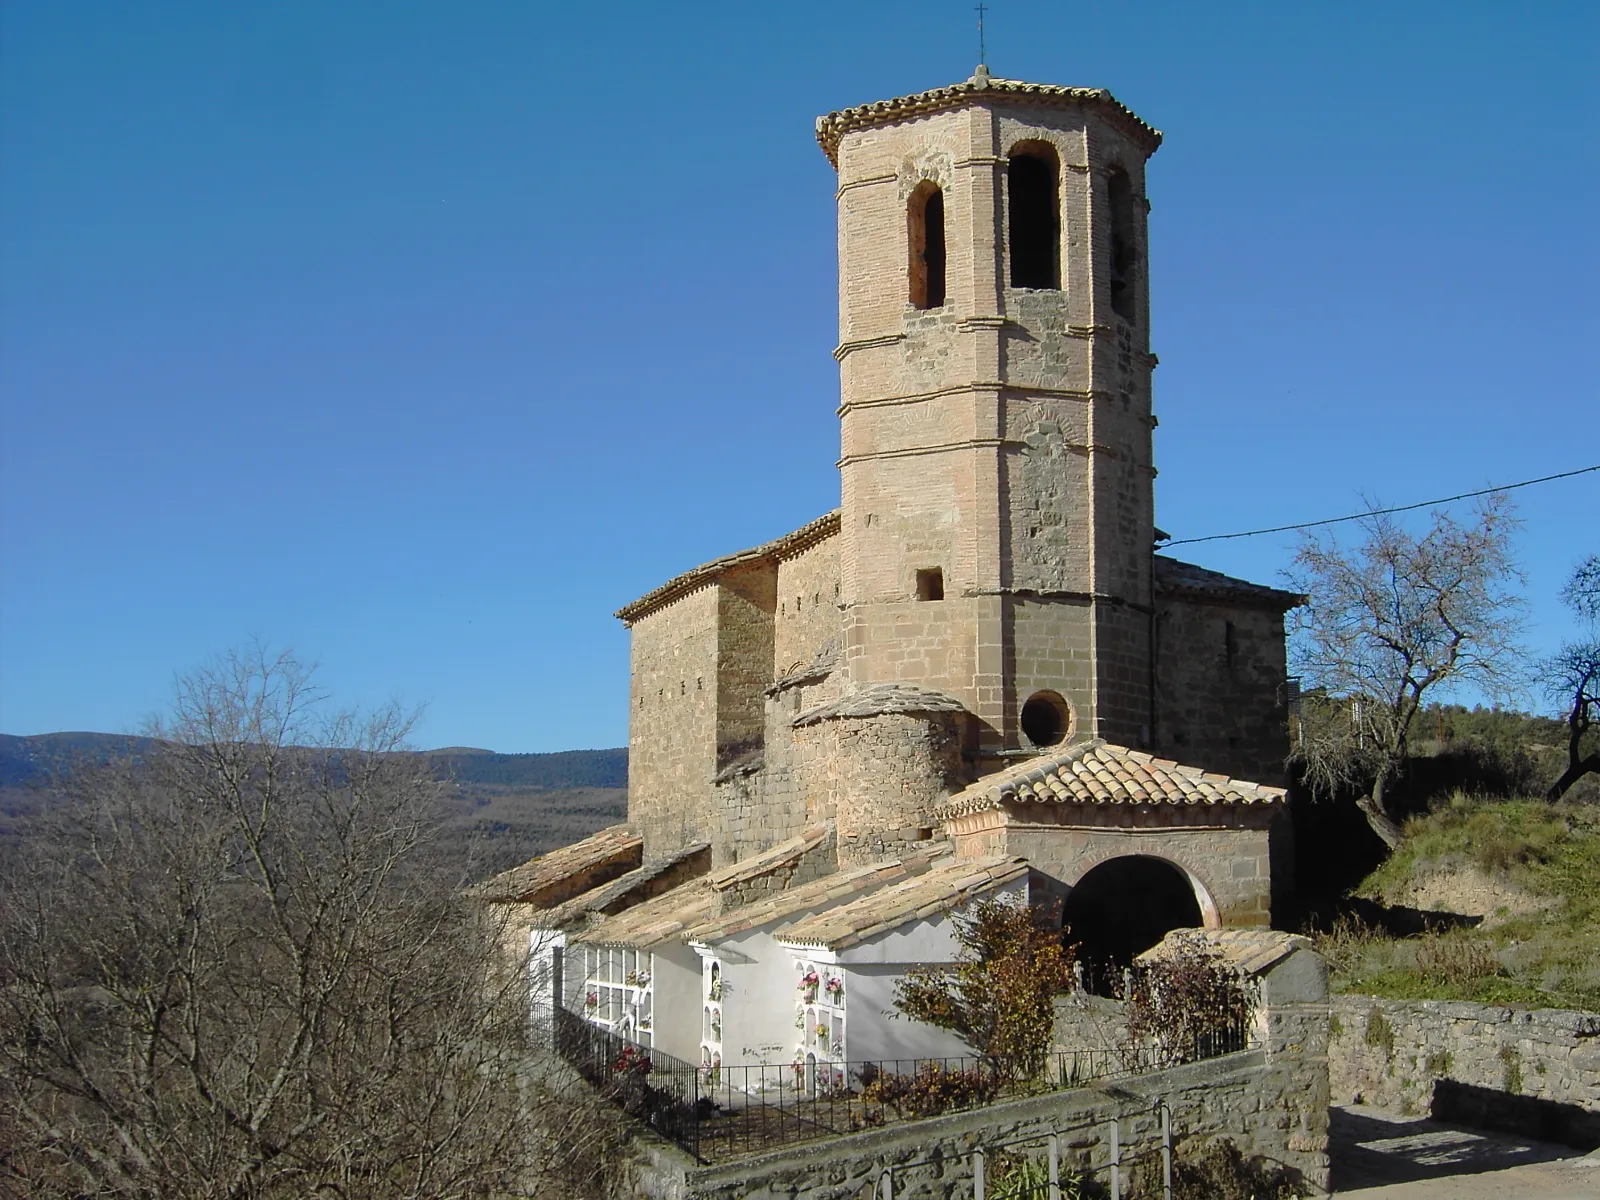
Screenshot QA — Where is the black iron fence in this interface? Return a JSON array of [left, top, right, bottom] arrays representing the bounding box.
[[552, 1007, 1250, 1165]]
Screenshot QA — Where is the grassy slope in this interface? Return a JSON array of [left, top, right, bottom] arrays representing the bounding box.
[[1316, 795, 1600, 1010]]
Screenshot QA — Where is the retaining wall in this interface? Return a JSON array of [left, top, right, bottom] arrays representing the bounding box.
[[1329, 994, 1600, 1146]]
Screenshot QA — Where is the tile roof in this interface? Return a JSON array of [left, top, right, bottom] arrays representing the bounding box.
[[793, 682, 967, 728], [686, 854, 940, 944], [1154, 556, 1305, 611], [528, 844, 710, 930], [576, 877, 720, 949], [815, 69, 1161, 167], [579, 826, 835, 949], [775, 855, 1029, 951], [469, 824, 643, 905], [1138, 928, 1314, 978], [937, 740, 1286, 819], [707, 824, 832, 890], [615, 510, 840, 626]]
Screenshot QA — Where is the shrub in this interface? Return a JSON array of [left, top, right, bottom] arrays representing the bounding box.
[[1133, 1138, 1305, 1200], [1122, 934, 1251, 1067], [892, 898, 1074, 1080], [859, 1062, 1001, 1119]]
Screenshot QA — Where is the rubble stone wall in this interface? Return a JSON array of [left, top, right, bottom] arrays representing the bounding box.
[[628, 587, 722, 856], [830, 710, 965, 865], [1155, 595, 1290, 785], [1329, 995, 1600, 1134]]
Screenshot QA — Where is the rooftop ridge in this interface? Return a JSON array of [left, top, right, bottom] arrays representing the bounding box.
[[615, 510, 840, 626]]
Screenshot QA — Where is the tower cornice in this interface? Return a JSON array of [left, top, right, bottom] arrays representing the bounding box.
[[815, 72, 1162, 167]]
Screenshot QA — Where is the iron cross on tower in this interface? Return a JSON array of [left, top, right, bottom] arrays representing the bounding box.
[[975, 3, 989, 67]]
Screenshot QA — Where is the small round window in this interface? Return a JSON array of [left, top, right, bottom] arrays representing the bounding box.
[[1020, 691, 1073, 748]]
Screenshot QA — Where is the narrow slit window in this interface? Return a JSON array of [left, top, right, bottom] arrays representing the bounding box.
[[1008, 144, 1060, 289], [1107, 166, 1139, 321], [907, 183, 946, 309]]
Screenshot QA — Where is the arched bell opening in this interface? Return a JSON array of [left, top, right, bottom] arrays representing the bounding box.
[[1061, 855, 1212, 993]]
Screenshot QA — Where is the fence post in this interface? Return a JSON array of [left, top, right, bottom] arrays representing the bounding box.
[[1048, 1133, 1061, 1200], [1161, 1103, 1172, 1200], [973, 1147, 985, 1200], [1109, 1118, 1120, 1200]]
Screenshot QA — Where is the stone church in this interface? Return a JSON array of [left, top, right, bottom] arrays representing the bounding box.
[[483, 68, 1302, 1072]]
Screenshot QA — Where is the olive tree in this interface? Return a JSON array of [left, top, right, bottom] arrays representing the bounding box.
[[1543, 554, 1600, 801], [0, 647, 621, 1200], [1287, 495, 1525, 846]]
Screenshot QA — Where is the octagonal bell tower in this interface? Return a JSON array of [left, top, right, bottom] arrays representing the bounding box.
[[816, 68, 1162, 762]]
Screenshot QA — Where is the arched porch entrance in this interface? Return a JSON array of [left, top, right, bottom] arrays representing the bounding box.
[[1061, 855, 1212, 990]]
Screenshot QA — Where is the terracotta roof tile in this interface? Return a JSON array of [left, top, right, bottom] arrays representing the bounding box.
[[528, 844, 710, 930], [684, 854, 937, 944], [707, 824, 832, 890], [576, 877, 720, 950], [615, 511, 840, 626], [775, 855, 1029, 951], [1137, 928, 1313, 978], [938, 740, 1285, 820], [816, 70, 1161, 167], [469, 824, 642, 906], [793, 683, 967, 728], [1154, 556, 1305, 611]]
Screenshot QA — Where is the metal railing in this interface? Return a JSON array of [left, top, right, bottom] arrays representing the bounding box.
[[553, 1007, 1250, 1165]]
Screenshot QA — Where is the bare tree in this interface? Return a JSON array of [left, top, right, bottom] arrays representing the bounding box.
[[1543, 555, 1600, 801], [1287, 496, 1525, 847], [0, 647, 624, 1200]]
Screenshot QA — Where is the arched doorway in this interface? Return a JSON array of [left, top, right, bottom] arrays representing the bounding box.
[[1061, 856, 1205, 991]]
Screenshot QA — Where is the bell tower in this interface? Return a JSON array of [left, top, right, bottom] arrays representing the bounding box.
[[816, 68, 1162, 759]]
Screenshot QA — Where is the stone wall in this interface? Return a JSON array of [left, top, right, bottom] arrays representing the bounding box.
[[1329, 995, 1600, 1140], [829, 711, 966, 866], [616, 932, 1328, 1200], [1154, 596, 1290, 785], [774, 536, 841, 678], [629, 586, 722, 856], [714, 565, 776, 772], [950, 803, 1276, 927]]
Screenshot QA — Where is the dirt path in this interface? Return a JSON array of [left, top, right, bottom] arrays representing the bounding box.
[[1330, 1104, 1600, 1198]]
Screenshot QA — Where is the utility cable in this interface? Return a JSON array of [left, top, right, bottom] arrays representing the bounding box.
[[1161, 464, 1600, 548]]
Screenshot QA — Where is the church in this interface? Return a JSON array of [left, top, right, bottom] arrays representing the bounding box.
[[480, 67, 1302, 1081]]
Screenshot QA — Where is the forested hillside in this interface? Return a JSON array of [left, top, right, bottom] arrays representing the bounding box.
[[0, 732, 628, 880]]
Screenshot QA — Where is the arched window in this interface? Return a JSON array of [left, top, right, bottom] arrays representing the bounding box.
[[1008, 143, 1060, 289], [907, 182, 946, 309], [1107, 165, 1139, 321]]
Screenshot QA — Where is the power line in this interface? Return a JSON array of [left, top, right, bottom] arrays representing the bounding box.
[[1161, 464, 1600, 548]]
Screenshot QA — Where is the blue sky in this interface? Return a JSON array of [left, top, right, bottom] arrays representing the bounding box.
[[2, 1, 1596, 751]]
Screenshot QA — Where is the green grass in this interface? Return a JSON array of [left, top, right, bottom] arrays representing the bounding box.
[[1316, 794, 1600, 1011]]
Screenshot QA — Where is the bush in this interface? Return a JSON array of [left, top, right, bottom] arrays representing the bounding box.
[[859, 1062, 1001, 1119], [1122, 934, 1252, 1067], [1133, 1138, 1306, 1200]]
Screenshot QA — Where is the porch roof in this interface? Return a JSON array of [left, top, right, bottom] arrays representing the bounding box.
[[937, 740, 1286, 820], [774, 854, 1028, 951]]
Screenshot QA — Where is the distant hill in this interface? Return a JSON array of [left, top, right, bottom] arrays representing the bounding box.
[[0, 733, 629, 881]]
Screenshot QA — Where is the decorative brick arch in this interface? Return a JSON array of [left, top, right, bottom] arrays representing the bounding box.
[[1059, 847, 1221, 930]]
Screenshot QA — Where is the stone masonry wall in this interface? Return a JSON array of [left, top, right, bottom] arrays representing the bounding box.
[[1329, 995, 1600, 1132], [950, 804, 1276, 927], [830, 710, 966, 865], [629, 586, 722, 857], [714, 565, 776, 772], [1155, 596, 1290, 785], [774, 536, 841, 678]]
